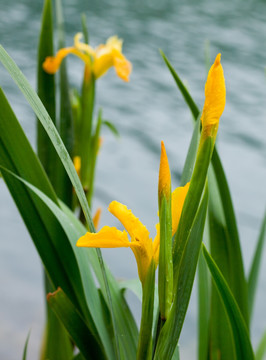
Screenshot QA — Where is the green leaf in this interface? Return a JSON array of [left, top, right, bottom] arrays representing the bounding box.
[[137, 262, 155, 360], [81, 13, 89, 44], [87, 109, 102, 207], [197, 247, 209, 360], [22, 331, 31, 360], [103, 120, 120, 138], [203, 245, 254, 360], [160, 50, 199, 120], [154, 186, 208, 359], [210, 150, 248, 323], [208, 164, 248, 359], [180, 116, 201, 186], [37, 0, 57, 187], [248, 212, 266, 319], [47, 288, 106, 360], [255, 330, 266, 360], [54, 0, 74, 207]]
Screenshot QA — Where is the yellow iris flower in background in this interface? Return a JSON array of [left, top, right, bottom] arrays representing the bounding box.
[[43, 33, 132, 82], [77, 146, 189, 284]]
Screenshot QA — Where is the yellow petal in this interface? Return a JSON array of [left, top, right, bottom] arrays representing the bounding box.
[[74, 33, 95, 56], [93, 36, 131, 81], [93, 208, 102, 231], [201, 53, 226, 128], [43, 47, 75, 74], [76, 226, 129, 248], [43, 47, 89, 74], [113, 50, 132, 82], [106, 36, 123, 52], [109, 201, 154, 283], [172, 182, 190, 236], [108, 201, 150, 243], [158, 141, 171, 199], [93, 52, 114, 78]]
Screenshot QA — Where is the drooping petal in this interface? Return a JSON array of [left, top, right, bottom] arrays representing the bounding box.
[[171, 182, 190, 236], [113, 50, 132, 82], [43, 47, 89, 74], [76, 226, 129, 248], [201, 53, 226, 128], [108, 201, 151, 243]]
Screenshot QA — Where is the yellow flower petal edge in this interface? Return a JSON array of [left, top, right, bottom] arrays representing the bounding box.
[[201, 53, 226, 129], [43, 33, 132, 82], [171, 182, 190, 236], [158, 141, 171, 200], [76, 226, 130, 248], [108, 201, 151, 246]]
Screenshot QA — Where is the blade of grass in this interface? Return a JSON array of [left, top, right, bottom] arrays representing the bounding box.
[[54, 0, 74, 207], [22, 331, 31, 360], [248, 212, 266, 319], [255, 330, 266, 360], [203, 245, 254, 360], [47, 288, 106, 360], [37, 0, 57, 186], [197, 248, 209, 360]]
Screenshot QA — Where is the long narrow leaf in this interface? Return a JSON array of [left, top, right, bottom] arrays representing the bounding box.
[[54, 0, 74, 207], [37, 0, 57, 186], [203, 245, 254, 360], [47, 288, 106, 360], [255, 330, 266, 360], [248, 212, 266, 318], [22, 331, 31, 360]]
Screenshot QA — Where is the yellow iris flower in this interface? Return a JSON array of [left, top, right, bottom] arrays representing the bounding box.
[[77, 181, 189, 284], [201, 53, 226, 129], [43, 33, 132, 82]]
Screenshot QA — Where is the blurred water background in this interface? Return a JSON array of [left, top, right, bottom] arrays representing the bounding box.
[[0, 0, 266, 358]]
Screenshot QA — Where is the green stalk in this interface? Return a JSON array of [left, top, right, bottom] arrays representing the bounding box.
[[172, 129, 216, 281], [137, 261, 155, 360], [37, 0, 56, 186], [80, 74, 95, 196], [158, 195, 173, 320], [87, 109, 102, 207]]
